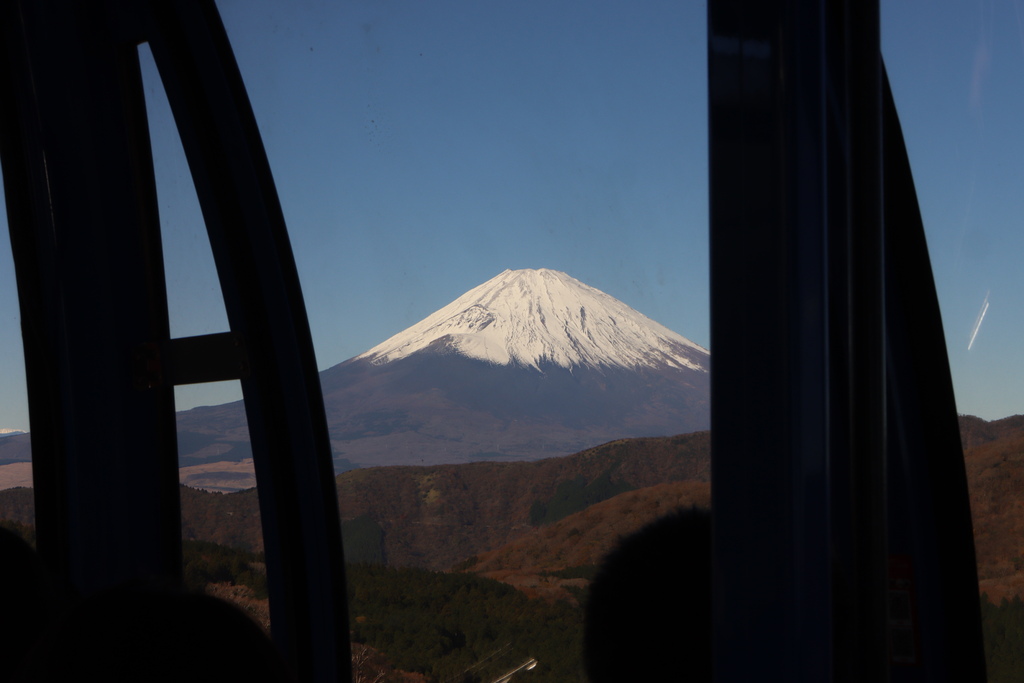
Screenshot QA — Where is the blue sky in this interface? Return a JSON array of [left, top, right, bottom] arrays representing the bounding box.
[[0, 0, 1021, 430], [884, 0, 1024, 422]]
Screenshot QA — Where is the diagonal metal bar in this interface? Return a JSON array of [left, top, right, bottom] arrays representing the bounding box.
[[142, 1, 350, 680]]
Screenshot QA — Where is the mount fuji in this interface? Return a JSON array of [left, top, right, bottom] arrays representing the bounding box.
[[175, 268, 709, 470]]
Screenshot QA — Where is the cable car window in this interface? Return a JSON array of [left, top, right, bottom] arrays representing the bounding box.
[[883, 0, 1024, 676], [0, 0, 709, 678], [0, 172, 33, 510], [211, 0, 710, 679], [0, 0, 1014, 679]]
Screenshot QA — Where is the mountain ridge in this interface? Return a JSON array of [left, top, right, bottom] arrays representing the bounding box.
[[178, 268, 711, 468], [3, 268, 711, 471]]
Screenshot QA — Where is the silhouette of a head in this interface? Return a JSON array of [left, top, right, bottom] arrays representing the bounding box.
[[584, 507, 711, 683], [16, 582, 291, 682]]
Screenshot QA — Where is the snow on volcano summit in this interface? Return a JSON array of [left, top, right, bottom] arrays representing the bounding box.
[[357, 268, 708, 372]]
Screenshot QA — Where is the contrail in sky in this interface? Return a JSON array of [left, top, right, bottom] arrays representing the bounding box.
[[968, 290, 990, 351]]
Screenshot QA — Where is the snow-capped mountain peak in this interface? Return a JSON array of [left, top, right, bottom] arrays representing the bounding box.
[[357, 268, 708, 372]]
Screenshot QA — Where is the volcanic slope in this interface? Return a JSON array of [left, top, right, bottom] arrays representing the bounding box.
[[176, 268, 710, 469]]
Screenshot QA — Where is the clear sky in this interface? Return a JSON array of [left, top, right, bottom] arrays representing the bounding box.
[[0, 0, 1021, 430], [883, 0, 1024, 422]]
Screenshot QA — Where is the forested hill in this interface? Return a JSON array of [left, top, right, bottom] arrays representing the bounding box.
[[959, 414, 1024, 450], [6, 415, 1024, 601], [0, 431, 710, 571], [965, 418, 1024, 603], [333, 431, 709, 569]]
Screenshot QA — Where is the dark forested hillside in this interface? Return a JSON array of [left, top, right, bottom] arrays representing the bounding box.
[[461, 480, 710, 602], [981, 595, 1024, 683], [965, 421, 1024, 602], [348, 564, 583, 683], [333, 431, 709, 569]]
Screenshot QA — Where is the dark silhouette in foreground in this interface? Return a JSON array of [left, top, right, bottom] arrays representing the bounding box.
[[16, 581, 291, 682], [0, 528, 58, 682], [0, 523, 290, 681], [584, 507, 711, 683]]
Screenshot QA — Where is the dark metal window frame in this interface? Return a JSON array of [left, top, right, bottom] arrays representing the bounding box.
[[709, 1, 985, 680], [0, 1, 349, 680]]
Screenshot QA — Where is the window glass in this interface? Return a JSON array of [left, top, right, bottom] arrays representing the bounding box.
[[213, 1, 709, 678], [0, 1, 710, 679], [0, 167, 35, 532], [883, 2, 1024, 676], [138, 43, 242, 409], [213, 0, 708, 366], [882, 2, 1024, 419]]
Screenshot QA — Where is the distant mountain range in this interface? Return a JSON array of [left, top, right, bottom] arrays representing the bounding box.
[[175, 268, 710, 471]]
